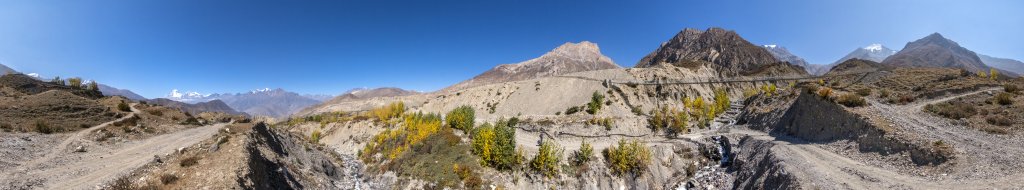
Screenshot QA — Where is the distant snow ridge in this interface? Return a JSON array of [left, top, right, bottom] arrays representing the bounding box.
[[251, 88, 272, 93], [168, 89, 211, 102], [763, 44, 778, 48], [864, 44, 883, 52], [27, 73, 40, 78]]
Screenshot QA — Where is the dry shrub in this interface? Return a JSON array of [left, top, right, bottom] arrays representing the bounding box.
[[995, 92, 1014, 105], [160, 173, 179, 184], [817, 87, 833, 99], [179, 156, 199, 167], [986, 115, 1013, 126], [837, 93, 867, 107], [855, 88, 872, 96], [924, 102, 976, 119]]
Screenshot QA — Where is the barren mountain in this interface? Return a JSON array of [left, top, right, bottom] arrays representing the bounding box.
[[807, 44, 900, 75], [636, 28, 807, 76], [98, 84, 146, 100], [883, 33, 989, 72], [442, 41, 620, 92], [762, 45, 825, 74], [148, 98, 245, 116], [0, 63, 15, 75], [979, 54, 1024, 75]]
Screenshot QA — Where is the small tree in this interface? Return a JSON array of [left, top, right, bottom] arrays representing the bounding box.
[[990, 68, 999, 80], [571, 140, 594, 166], [586, 91, 604, 114], [529, 141, 562, 178], [68, 77, 83, 89], [51, 76, 65, 85], [87, 81, 99, 91]]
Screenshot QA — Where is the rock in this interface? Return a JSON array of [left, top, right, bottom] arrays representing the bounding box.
[[154, 155, 163, 163], [74, 145, 86, 152]]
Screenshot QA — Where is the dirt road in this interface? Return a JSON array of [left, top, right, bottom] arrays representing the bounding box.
[[0, 120, 225, 189]]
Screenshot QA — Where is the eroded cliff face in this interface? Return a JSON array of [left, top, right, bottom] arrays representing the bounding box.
[[739, 90, 952, 167]]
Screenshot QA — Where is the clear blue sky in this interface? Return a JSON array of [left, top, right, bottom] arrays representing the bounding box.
[[1, 0, 1021, 98]]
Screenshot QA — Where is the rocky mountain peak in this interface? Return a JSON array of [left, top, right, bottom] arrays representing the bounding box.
[[883, 33, 989, 72], [442, 41, 620, 91], [635, 27, 806, 77]]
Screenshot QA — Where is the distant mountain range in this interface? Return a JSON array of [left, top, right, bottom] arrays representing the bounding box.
[[636, 28, 807, 76], [761, 45, 830, 75], [166, 88, 327, 118], [98, 84, 146, 100], [979, 54, 1024, 76], [883, 33, 990, 72], [149, 98, 245, 116], [443, 41, 620, 92]]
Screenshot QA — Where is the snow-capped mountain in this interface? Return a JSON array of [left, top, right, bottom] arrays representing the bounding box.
[[165, 88, 324, 118], [834, 44, 897, 65], [761, 44, 826, 74]]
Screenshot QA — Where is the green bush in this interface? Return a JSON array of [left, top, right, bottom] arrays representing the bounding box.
[[389, 128, 483, 189], [836, 93, 867, 107], [565, 106, 581, 115], [471, 118, 522, 170], [586, 91, 604, 114], [446, 105, 475, 132], [88, 81, 99, 91], [604, 139, 651, 176], [529, 141, 562, 178], [118, 101, 131, 112], [924, 102, 976, 119], [571, 140, 594, 166], [995, 92, 1014, 105], [68, 77, 83, 89], [1005, 84, 1020, 94]]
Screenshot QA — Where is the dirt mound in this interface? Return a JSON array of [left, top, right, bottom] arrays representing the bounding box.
[[0, 90, 120, 133], [0, 74, 103, 99], [729, 136, 803, 189]]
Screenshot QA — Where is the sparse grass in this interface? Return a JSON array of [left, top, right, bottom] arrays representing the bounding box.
[[34, 120, 55, 134], [925, 102, 976, 119], [310, 130, 322, 144], [1005, 84, 1020, 94], [603, 139, 651, 176], [855, 88, 872, 96], [529, 141, 562, 178], [446, 105, 475, 133], [389, 128, 487, 189], [995, 92, 1014, 105], [986, 115, 1013, 126], [160, 173, 179, 184], [837, 93, 867, 107], [179, 156, 199, 167]]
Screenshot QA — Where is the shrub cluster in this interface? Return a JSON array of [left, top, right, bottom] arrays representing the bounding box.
[[836, 93, 867, 107], [604, 139, 651, 176], [995, 92, 1014, 105], [118, 101, 131, 112], [471, 118, 522, 170], [446, 105, 475, 133], [1005, 84, 1020, 94], [571, 140, 594, 167], [529, 141, 563, 178], [370, 102, 406, 125], [68, 77, 83, 89], [924, 102, 976, 119], [310, 130, 322, 144], [761, 83, 777, 96], [817, 87, 833, 99], [649, 107, 688, 135], [361, 112, 443, 162]]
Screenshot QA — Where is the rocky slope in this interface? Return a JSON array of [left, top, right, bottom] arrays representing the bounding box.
[[762, 45, 825, 74], [979, 54, 1024, 75], [635, 28, 807, 77], [443, 41, 620, 92], [883, 33, 989, 72]]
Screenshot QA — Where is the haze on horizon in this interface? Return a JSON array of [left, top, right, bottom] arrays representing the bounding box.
[[0, 0, 1020, 98]]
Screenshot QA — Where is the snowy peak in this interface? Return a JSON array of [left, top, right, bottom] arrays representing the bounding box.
[[167, 89, 211, 102], [864, 44, 883, 52], [763, 44, 778, 49]]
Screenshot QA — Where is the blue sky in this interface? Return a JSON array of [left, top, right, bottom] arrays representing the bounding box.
[[0, 0, 1021, 98]]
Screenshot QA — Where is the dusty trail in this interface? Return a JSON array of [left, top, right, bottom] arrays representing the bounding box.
[[0, 119, 225, 189], [46, 123, 225, 189], [0, 103, 141, 179]]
